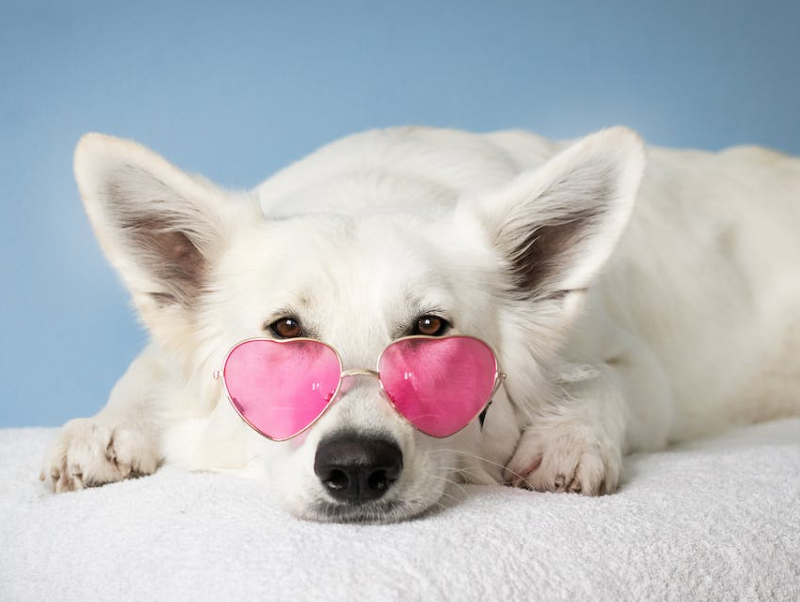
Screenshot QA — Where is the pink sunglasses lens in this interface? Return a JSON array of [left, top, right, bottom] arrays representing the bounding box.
[[223, 340, 341, 440], [378, 337, 498, 437]]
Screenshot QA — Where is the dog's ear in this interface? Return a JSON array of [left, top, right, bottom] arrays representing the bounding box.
[[469, 126, 645, 300], [74, 133, 252, 341]]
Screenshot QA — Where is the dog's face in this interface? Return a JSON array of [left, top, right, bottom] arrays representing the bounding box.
[[208, 213, 508, 521], [73, 128, 644, 522]]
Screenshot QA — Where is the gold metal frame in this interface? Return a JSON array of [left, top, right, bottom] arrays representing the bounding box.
[[214, 334, 506, 442]]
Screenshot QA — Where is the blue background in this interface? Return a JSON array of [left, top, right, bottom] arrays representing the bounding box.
[[2, 0, 799, 427]]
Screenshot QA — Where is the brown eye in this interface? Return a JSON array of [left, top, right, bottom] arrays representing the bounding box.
[[414, 315, 450, 336], [269, 317, 303, 339]]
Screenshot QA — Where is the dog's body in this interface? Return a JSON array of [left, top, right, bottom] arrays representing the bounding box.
[[43, 126, 800, 522]]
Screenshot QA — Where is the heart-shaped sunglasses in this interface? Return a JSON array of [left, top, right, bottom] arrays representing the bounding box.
[[213, 335, 505, 441]]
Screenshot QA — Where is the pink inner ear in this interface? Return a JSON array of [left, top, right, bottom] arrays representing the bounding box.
[[378, 337, 497, 438], [223, 340, 341, 440]]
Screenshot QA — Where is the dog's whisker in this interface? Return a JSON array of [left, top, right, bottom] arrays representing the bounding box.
[[430, 487, 462, 506], [434, 465, 479, 486], [427, 473, 468, 497], [419, 490, 453, 515], [430, 448, 529, 483]]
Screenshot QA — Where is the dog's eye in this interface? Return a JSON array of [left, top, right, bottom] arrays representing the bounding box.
[[269, 317, 303, 339], [414, 315, 450, 336]]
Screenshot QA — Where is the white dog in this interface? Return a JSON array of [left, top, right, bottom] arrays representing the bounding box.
[[42, 126, 800, 522]]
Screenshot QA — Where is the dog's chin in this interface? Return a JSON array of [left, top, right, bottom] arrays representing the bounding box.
[[298, 497, 442, 524]]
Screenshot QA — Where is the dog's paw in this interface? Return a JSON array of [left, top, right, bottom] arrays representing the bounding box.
[[40, 418, 159, 493], [503, 424, 621, 495]]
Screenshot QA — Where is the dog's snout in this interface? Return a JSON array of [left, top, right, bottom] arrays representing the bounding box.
[[314, 434, 403, 503]]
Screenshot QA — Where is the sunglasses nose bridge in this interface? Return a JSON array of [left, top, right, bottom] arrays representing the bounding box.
[[336, 368, 382, 399], [340, 368, 380, 380]]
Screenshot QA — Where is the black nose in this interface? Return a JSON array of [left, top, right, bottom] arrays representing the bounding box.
[[314, 434, 403, 503]]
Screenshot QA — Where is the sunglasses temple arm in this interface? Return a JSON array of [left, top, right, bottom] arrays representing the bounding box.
[[479, 372, 507, 430]]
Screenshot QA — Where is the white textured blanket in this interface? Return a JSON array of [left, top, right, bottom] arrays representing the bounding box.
[[1, 421, 799, 601]]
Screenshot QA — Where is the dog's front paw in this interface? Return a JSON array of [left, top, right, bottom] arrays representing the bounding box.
[[504, 424, 621, 495], [40, 418, 159, 493]]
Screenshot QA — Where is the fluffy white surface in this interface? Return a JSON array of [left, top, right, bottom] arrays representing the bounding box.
[[3, 421, 799, 601]]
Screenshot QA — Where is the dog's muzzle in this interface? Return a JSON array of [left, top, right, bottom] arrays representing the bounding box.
[[314, 433, 403, 503]]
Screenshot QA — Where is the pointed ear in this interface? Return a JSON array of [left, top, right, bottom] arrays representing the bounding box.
[[469, 126, 645, 299], [74, 133, 253, 338]]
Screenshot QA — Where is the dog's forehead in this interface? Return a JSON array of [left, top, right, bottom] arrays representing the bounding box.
[[304, 216, 456, 352], [222, 212, 463, 356], [268, 212, 447, 284]]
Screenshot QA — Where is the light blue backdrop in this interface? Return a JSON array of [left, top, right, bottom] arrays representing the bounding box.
[[2, 0, 799, 427]]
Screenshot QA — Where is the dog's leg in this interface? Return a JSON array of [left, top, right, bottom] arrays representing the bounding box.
[[504, 367, 625, 495], [41, 345, 165, 492], [504, 348, 672, 495]]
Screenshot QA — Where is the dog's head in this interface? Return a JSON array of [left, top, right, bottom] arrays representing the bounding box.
[[73, 127, 644, 522]]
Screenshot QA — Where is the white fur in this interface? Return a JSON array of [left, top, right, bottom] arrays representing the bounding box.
[[42, 126, 800, 521]]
